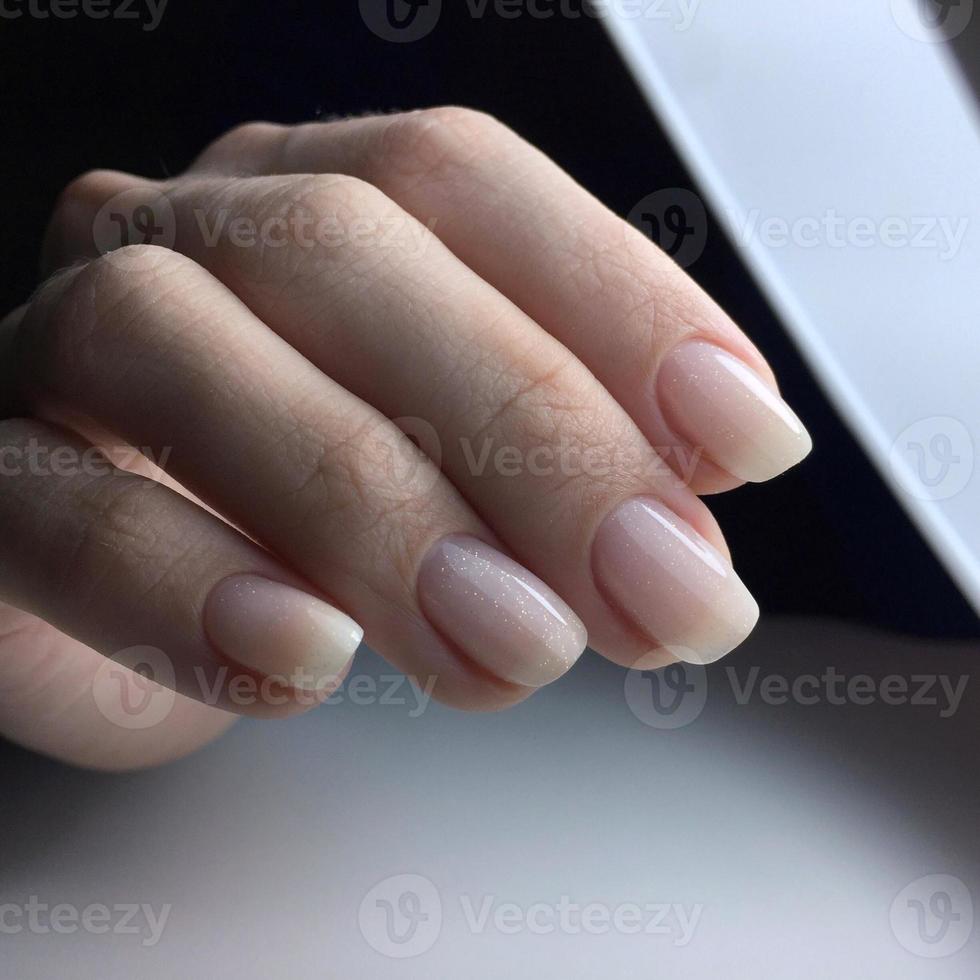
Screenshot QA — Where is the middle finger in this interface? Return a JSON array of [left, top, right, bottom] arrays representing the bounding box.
[[45, 169, 760, 667]]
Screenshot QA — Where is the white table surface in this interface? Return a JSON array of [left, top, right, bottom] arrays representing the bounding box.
[[2, 617, 979, 978]]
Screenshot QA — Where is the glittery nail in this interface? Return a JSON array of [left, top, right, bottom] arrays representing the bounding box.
[[417, 535, 588, 687]]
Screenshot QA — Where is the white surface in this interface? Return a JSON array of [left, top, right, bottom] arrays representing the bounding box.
[[3, 620, 980, 978], [603, 0, 980, 615]]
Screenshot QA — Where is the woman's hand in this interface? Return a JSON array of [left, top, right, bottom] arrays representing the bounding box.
[[0, 108, 811, 769]]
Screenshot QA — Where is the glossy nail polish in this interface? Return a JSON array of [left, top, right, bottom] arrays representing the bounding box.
[[205, 575, 363, 691], [593, 497, 759, 664], [418, 535, 588, 687], [658, 339, 812, 483]]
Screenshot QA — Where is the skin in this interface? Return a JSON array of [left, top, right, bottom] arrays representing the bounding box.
[[0, 108, 807, 771]]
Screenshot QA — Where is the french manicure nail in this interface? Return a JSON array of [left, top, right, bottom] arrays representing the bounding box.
[[658, 339, 812, 483], [418, 535, 588, 687], [593, 497, 759, 664], [205, 575, 363, 691]]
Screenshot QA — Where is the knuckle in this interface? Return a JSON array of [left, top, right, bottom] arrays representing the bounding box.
[[417, 105, 501, 135], [290, 171, 386, 218], [233, 173, 397, 287], [51, 169, 118, 220], [464, 350, 637, 504], [91, 242, 187, 279], [274, 412, 372, 523], [379, 106, 504, 181], [222, 120, 282, 145], [20, 247, 196, 397], [285, 413, 424, 518], [277, 413, 443, 587], [199, 120, 285, 169], [44, 169, 128, 271], [468, 348, 582, 446]]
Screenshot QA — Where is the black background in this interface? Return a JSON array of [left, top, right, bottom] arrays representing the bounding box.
[[1, 0, 977, 637]]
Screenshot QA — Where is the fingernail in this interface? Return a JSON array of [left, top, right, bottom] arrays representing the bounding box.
[[592, 497, 759, 664], [205, 575, 363, 691], [657, 339, 812, 483], [418, 535, 588, 687]]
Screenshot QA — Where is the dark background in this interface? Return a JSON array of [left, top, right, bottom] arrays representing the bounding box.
[[1, 0, 977, 637]]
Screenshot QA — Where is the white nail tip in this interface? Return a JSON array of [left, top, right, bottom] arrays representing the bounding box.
[[659, 340, 813, 483], [205, 576, 362, 691]]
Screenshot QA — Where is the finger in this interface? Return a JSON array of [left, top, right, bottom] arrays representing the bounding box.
[[0, 415, 364, 720], [0, 601, 237, 771], [11, 250, 584, 702], [42, 173, 758, 668], [188, 110, 813, 493]]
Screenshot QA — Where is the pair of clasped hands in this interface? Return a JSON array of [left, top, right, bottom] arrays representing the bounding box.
[[0, 109, 811, 769]]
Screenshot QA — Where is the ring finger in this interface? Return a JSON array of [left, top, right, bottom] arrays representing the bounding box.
[[12, 248, 587, 708]]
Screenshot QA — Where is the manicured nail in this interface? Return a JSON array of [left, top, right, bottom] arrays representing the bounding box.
[[657, 339, 812, 483], [593, 498, 759, 664], [418, 535, 588, 687], [205, 575, 363, 691]]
